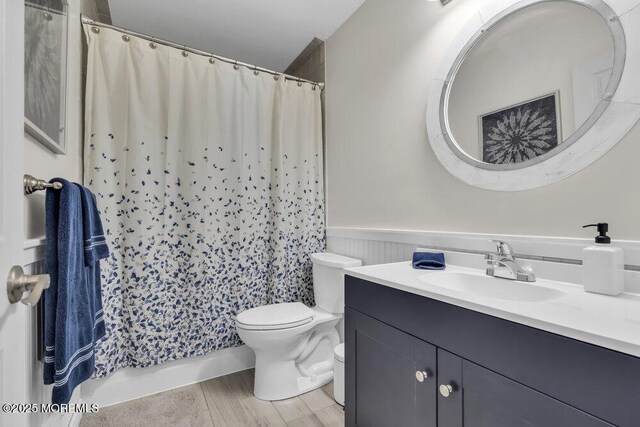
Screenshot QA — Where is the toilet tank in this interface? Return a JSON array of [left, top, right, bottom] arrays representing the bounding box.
[[311, 253, 362, 314]]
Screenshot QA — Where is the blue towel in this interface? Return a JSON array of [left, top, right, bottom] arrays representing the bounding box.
[[78, 185, 109, 266], [43, 179, 109, 404], [412, 251, 446, 270], [77, 184, 108, 346]]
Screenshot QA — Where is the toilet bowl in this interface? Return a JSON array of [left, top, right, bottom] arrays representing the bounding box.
[[237, 303, 340, 400], [236, 253, 362, 401]]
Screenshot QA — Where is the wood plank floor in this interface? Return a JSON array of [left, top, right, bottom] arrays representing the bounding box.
[[81, 369, 344, 427]]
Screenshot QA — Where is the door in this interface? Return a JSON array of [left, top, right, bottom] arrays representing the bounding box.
[[0, 1, 28, 427], [437, 349, 462, 427], [345, 308, 437, 427], [572, 52, 614, 129], [461, 360, 613, 427], [437, 349, 614, 427]]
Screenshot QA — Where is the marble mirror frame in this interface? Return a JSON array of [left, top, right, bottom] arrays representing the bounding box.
[[426, 0, 640, 191]]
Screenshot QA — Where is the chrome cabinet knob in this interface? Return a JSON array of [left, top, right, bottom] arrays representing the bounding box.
[[439, 384, 454, 398], [415, 370, 430, 383]]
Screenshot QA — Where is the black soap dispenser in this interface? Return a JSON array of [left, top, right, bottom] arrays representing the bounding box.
[[582, 223, 624, 295]]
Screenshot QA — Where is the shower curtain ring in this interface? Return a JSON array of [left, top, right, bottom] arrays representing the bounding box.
[[233, 60, 239, 70], [182, 46, 188, 57], [297, 78, 303, 87], [253, 66, 259, 76], [149, 38, 157, 49], [209, 55, 216, 64]]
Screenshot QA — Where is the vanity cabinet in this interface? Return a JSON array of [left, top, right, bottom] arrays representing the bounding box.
[[345, 275, 640, 427]]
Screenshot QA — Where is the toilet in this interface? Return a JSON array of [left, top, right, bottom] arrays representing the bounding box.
[[236, 253, 362, 401]]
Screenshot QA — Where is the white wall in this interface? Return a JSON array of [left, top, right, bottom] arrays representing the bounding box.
[[448, 4, 613, 159], [325, 0, 640, 240]]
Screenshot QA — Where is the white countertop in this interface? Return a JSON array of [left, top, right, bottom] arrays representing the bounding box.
[[346, 262, 640, 358]]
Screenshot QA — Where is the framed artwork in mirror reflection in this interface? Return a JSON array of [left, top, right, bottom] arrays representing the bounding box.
[[479, 92, 561, 165]]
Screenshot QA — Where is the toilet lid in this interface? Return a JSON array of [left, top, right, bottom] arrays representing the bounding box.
[[236, 302, 314, 331]]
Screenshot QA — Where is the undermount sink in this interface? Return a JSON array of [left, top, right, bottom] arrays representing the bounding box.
[[418, 271, 565, 302]]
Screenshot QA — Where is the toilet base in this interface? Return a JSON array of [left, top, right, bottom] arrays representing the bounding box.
[[252, 325, 340, 401], [254, 360, 334, 401]]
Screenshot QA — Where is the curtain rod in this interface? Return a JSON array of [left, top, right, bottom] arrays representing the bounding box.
[[81, 16, 325, 90]]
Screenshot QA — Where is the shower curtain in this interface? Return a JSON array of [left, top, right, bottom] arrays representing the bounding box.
[[83, 25, 325, 377]]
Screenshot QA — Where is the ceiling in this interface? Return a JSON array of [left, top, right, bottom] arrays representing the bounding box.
[[108, 0, 366, 72]]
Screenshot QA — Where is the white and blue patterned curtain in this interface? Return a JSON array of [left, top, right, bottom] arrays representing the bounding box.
[[83, 25, 325, 377]]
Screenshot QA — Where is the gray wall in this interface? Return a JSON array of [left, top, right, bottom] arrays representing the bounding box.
[[325, 0, 640, 239], [285, 38, 325, 84]]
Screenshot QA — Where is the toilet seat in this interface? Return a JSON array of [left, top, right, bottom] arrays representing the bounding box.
[[236, 302, 314, 331]]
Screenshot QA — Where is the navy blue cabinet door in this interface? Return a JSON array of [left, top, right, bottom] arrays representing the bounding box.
[[437, 350, 462, 427], [345, 308, 437, 427], [461, 359, 613, 427]]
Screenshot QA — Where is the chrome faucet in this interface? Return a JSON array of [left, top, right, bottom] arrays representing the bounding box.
[[485, 240, 536, 282]]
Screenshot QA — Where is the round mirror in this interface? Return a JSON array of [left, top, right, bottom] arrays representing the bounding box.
[[446, 1, 616, 169]]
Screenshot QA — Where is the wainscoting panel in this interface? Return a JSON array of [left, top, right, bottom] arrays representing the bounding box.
[[326, 227, 640, 293], [326, 237, 416, 266]]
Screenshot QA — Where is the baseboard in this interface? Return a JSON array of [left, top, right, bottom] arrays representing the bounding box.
[[69, 411, 82, 427], [81, 345, 255, 407], [42, 409, 80, 427]]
